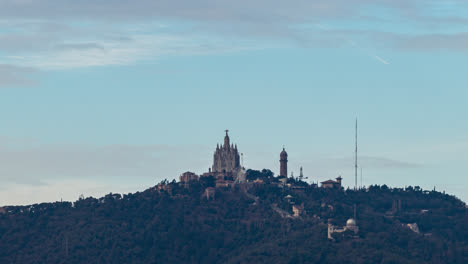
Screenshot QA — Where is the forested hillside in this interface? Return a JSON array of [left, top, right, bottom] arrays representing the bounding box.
[[0, 172, 467, 263]]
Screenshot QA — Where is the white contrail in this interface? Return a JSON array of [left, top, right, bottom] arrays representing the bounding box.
[[374, 55, 390, 65], [315, 23, 390, 65]]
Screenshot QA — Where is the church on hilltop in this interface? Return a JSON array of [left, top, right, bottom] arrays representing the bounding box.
[[212, 130, 241, 175], [179, 130, 344, 189], [201, 130, 245, 186], [197, 130, 295, 187]]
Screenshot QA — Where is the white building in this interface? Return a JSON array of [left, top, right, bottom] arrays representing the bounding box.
[[327, 218, 359, 240]]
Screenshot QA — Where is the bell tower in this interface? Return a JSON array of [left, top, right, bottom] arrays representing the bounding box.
[[280, 147, 288, 177]]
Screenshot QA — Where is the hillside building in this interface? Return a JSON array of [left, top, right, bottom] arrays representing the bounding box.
[[328, 218, 359, 240], [292, 203, 305, 217], [321, 176, 342, 188], [204, 187, 216, 200], [179, 171, 199, 183]]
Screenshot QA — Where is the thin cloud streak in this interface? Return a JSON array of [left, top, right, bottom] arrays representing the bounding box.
[[374, 55, 390, 64], [316, 24, 391, 65]]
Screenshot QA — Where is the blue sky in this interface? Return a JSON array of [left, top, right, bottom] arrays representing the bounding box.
[[0, 0, 467, 205]]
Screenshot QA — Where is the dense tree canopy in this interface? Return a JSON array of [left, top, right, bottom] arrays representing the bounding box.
[[0, 173, 466, 263]]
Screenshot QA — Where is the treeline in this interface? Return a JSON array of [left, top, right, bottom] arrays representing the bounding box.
[[0, 171, 467, 263]]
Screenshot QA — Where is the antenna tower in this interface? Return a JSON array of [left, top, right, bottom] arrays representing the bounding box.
[[241, 153, 244, 168], [355, 118, 358, 190]]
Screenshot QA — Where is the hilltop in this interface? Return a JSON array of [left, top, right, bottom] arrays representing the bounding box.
[[0, 169, 467, 264]]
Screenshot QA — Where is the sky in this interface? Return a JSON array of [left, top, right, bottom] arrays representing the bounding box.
[[0, 0, 467, 205]]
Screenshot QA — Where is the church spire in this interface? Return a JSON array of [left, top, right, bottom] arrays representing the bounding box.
[[224, 129, 230, 148]]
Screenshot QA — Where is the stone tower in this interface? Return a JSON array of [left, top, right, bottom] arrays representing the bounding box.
[[280, 147, 288, 177], [212, 130, 241, 174]]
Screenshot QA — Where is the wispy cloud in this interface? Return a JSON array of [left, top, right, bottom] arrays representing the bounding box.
[[0, 0, 466, 25], [0, 20, 258, 71], [1, 0, 467, 85]]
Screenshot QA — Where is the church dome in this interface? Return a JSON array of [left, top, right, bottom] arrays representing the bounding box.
[[346, 218, 357, 227]]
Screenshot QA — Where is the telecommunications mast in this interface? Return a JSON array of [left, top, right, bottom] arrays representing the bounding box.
[[355, 118, 358, 190]]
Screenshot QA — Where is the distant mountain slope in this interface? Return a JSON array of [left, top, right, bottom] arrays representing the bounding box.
[[0, 177, 467, 263]]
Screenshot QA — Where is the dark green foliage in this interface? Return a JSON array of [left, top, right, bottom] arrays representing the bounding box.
[[246, 169, 275, 183], [0, 180, 466, 264]]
